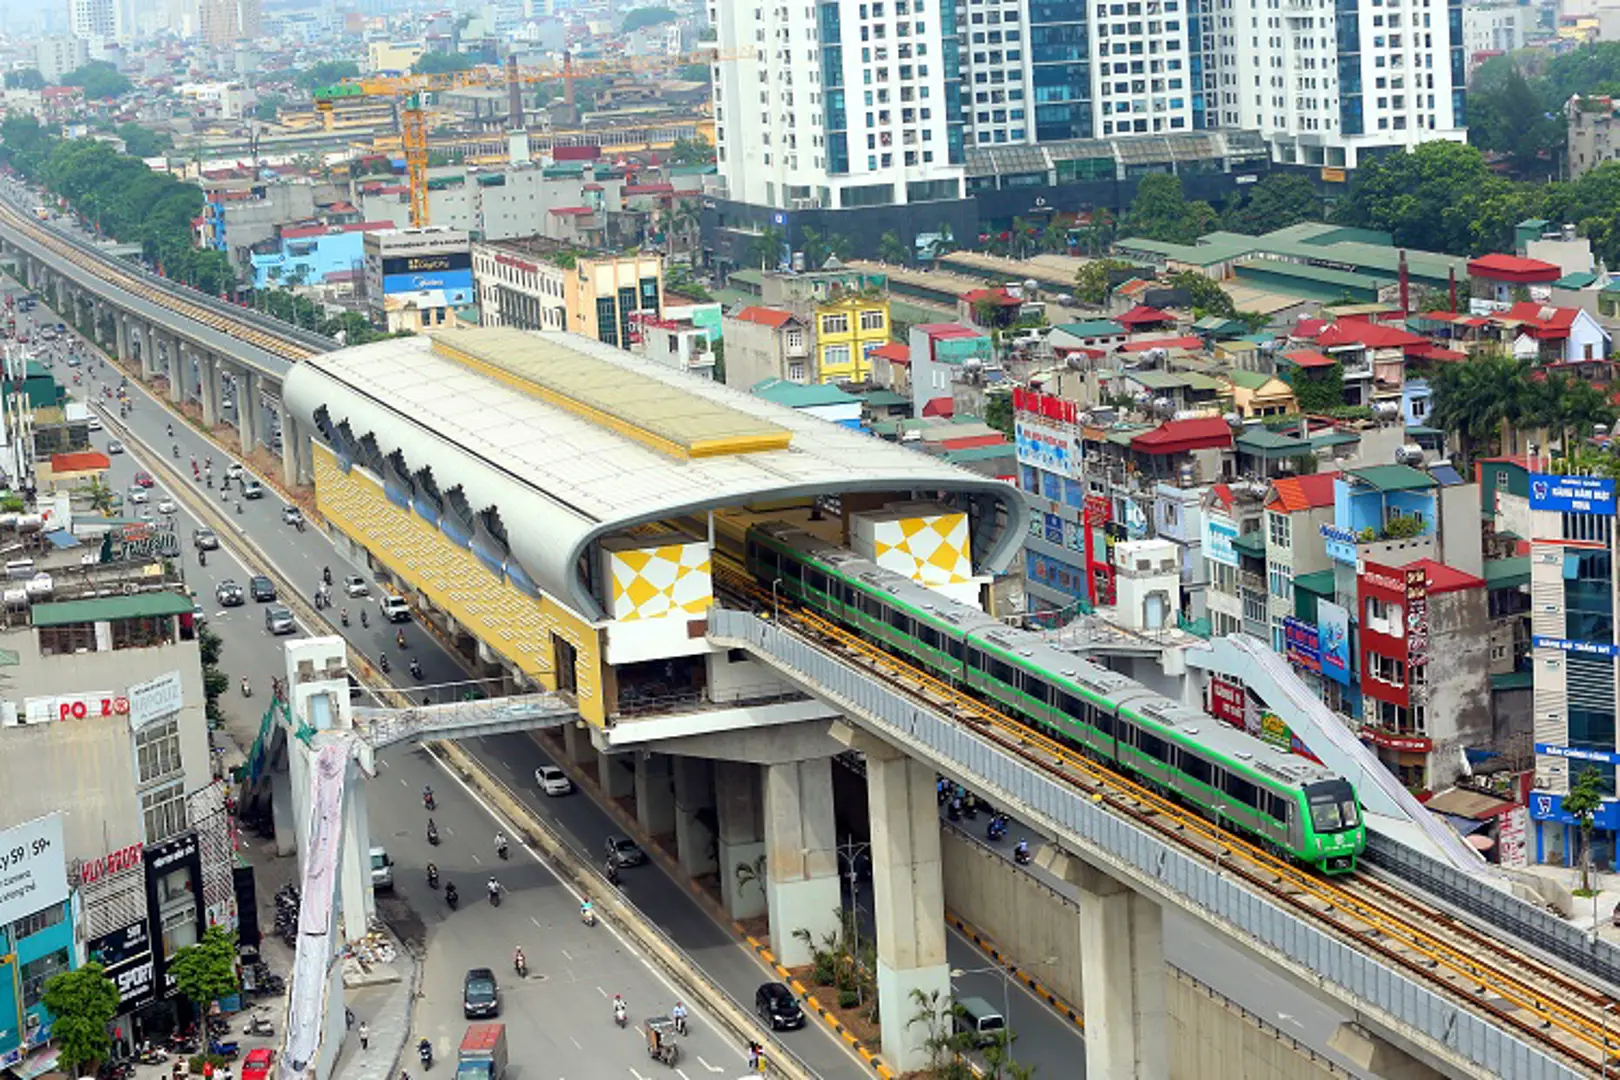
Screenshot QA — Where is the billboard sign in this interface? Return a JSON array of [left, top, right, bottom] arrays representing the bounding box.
[[1208, 675, 1245, 728], [1202, 517, 1237, 567], [1318, 600, 1352, 685], [1533, 635, 1619, 658], [128, 672, 183, 731], [1529, 474, 1616, 516], [87, 919, 155, 1010], [1283, 616, 1321, 673], [1536, 742, 1620, 764], [1014, 416, 1078, 477], [0, 815, 68, 926], [380, 252, 470, 276], [1319, 523, 1358, 566], [1498, 806, 1528, 868]]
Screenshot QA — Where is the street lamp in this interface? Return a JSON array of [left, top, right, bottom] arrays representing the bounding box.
[[838, 838, 872, 1006], [1212, 802, 1229, 873], [771, 577, 782, 622]]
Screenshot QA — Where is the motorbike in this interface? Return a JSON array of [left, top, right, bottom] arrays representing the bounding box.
[[1013, 845, 1032, 867], [360, 609, 368, 627], [423, 790, 436, 811], [418, 1041, 433, 1070], [198, 549, 207, 567], [488, 885, 502, 908], [605, 861, 621, 888], [947, 799, 962, 822], [323, 567, 332, 586], [445, 885, 459, 910], [410, 659, 424, 680], [136, 1043, 169, 1065], [987, 815, 1008, 842], [242, 1012, 274, 1037], [963, 796, 979, 821], [496, 841, 508, 861], [514, 953, 527, 978], [172, 443, 179, 458], [379, 654, 391, 674], [427, 821, 440, 846], [396, 630, 407, 650], [241, 677, 251, 698], [341, 609, 350, 627], [427, 867, 439, 889], [613, 1003, 627, 1029], [581, 906, 596, 927]]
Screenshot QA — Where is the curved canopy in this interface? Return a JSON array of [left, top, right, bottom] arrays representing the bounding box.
[[283, 329, 1025, 619]]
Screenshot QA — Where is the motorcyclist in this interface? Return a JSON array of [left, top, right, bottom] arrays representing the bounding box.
[[513, 946, 526, 975], [166, 422, 172, 438], [409, 657, 423, 679], [1014, 838, 1030, 862], [493, 832, 507, 858], [323, 566, 332, 586], [240, 676, 250, 697], [671, 1000, 688, 1035], [379, 653, 391, 674], [426, 819, 439, 844], [580, 896, 594, 923], [605, 858, 620, 887], [360, 609, 369, 628], [613, 995, 627, 1025], [396, 628, 407, 649], [417, 1039, 432, 1068], [444, 881, 458, 907], [486, 876, 500, 901], [341, 608, 349, 627], [423, 785, 434, 809], [426, 862, 438, 887]]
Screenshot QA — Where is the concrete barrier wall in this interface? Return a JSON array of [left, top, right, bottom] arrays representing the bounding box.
[[940, 830, 1351, 1080]]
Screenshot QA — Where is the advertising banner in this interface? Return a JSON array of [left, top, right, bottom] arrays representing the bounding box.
[[1318, 600, 1352, 685], [0, 815, 67, 927], [1529, 790, 1620, 831], [87, 919, 156, 1011], [1202, 517, 1238, 567], [1319, 523, 1358, 566], [1536, 742, 1620, 764], [1014, 416, 1079, 477], [128, 672, 183, 731], [380, 252, 471, 276], [1533, 636, 1619, 658], [1283, 616, 1321, 673], [381, 269, 474, 302], [1208, 675, 1246, 728], [1498, 806, 1528, 868], [1405, 566, 1429, 694], [143, 834, 203, 1003], [1529, 474, 1616, 516]]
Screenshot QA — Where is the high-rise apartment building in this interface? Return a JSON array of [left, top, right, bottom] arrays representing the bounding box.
[[198, 0, 258, 45], [67, 0, 117, 41], [711, 0, 967, 212], [1204, 0, 1466, 169]]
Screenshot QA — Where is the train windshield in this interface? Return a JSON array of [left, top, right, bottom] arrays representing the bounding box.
[[1304, 780, 1360, 833]]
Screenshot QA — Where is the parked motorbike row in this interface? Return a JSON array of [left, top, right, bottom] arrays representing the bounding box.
[[273, 883, 302, 946]]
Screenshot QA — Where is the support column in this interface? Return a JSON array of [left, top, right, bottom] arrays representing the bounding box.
[[1064, 860, 1167, 1080], [114, 313, 130, 364], [634, 753, 675, 837], [673, 756, 717, 878], [198, 353, 219, 429], [166, 338, 184, 404], [561, 721, 594, 766], [716, 760, 766, 920], [599, 749, 633, 799], [339, 766, 375, 936], [237, 368, 259, 455], [867, 749, 949, 1074], [764, 758, 841, 966], [139, 323, 158, 381], [279, 407, 300, 488]]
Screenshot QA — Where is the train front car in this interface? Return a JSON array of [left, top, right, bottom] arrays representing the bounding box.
[[1298, 777, 1366, 874]]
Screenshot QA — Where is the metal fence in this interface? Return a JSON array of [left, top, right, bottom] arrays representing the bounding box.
[[710, 607, 1582, 1080]]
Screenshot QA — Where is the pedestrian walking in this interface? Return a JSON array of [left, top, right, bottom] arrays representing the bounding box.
[[359, 1021, 369, 1051]]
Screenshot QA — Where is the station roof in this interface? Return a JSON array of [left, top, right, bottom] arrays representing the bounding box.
[[283, 329, 1024, 620]]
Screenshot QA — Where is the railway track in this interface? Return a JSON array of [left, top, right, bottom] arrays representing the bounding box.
[[710, 557, 1619, 1075], [0, 199, 320, 364]]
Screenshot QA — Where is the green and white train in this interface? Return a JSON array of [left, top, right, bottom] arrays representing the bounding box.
[[746, 521, 1366, 874]]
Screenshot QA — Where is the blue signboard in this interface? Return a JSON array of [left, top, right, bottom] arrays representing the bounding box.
[[1283, 616, 1321, 673], [382, 268, 474, 296], [1319, 523, 1358, 566], [1533, 635, 1620, 658], [1536, 743, 1620, 765], [1529, 474, 1616, 516], [1528, 790, 1620, 831], [1202, 518, 1237, 567], [1317, 599, 1352, 686]]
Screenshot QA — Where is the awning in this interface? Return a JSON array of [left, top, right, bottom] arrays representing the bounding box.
[[12, 1045, 60, 1080]]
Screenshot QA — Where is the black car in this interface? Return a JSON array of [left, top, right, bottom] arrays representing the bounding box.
[[463, 968, 499, 1019], [755, 982, 804, 1030], [604, 835, 646, 868], [249, 575, 276, 602], [215, 580, 245, 607]]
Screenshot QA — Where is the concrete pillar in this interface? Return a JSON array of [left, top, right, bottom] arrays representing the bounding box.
[[114, 313, 130, 363], [599, 749, 633, 800], [716, 760, 766, 920], [199, 353, 220, 429], [339, 765, 375, 936], [634, 753, 676, 837], [561, 721, 594, 766], [1073, 864, 1167, 1080], [139, 323, 158, 381], [167, 339, 185, 404], [673, 756, 718, 878], [237, 368, 259, 454], [868, 751, 949, 1074], [764, 758, 841, 966]]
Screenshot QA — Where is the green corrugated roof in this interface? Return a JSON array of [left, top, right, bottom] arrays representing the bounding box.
[[944, 444, 1015, 463], [1116, 232, 1263, 267], [32, 591, 193, 627], [1105, 425, 1152, 447], [1129, 370, 1222, 391], [890, 299, 953, 327], [1491, 671, 1533, 691], [1294, 569, 1337, 596], [1556, 271, 1598, 290], [1234, 257, 1391, 292], [1346, 464, 1437, 492], [862, 390, 911, 408], [1056, 320, 1126, 338], [1483, 556, 1530, 589], [751, 378, 859, 407], [1236, 427, 1310, 458], [1226, 368, 1283, 391], [1231, 531, 1267, 558], [1308, 431, 1360, 449]]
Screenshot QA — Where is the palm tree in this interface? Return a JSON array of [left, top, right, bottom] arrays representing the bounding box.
[[878, 230, 910, 265], [800, 226, 830, 270], [828, 233, 854, 260], [749, 226, 785, 270]]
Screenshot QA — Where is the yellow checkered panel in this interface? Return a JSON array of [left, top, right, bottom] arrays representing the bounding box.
[[854, 509, 973, 587], [603, 539, 714, 621], [311, 444, 607, 725]]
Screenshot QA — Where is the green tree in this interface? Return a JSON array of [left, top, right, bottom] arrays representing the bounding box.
[[878, 230, 911, 265], [1427, 350, 1530, 466], [676, 63, 711, 83], [1290, 361, 1345, 413], [117, 123, 173, 159], [41, 965, 120, 1077], [1120, 173, 1218, 244], [1073, 257, 1138, 305], [295, 60, 361, 92], [906, 988, 974, 1079], [1566, 766, 1608, 894], [412, 51, 478, 76], [1223, 173, 1321, 235], [1466, 62, 1563, 180], [666, 136, 716, 166], [799, 226, 830, 270], [253, 93, 285, 121], [983, 391, 1013, 436], [622, 6, 678, 31], [61, 61, 132, 100], [4, 70, 45, 90], [1334, 141, 1504, 254], [1168, 270, 1238, 318], [749, 225, 785, 269], [169, 925, 239, 1016]]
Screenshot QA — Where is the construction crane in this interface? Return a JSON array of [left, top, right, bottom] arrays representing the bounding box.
[[314, 49, 751, 227]]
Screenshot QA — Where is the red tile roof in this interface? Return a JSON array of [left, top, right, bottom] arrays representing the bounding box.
[[1407, 343, 1469, 362], [1314, 321, 1426, 349], [922, 396, 956, 417], [1129, 417, 1233, 455], [732, 306, 796, 329], [939, 434, 1007, 451], [1410, 558, 1485, 594], [1115, 304, 1175, 326], [1467, 253, 1562, 282], [869, 342, 910, 364], [961, 287, 1022, 306], [51, 451, 110, 473], [1293, 318, 1328, 339], [917, 323, 984, 339], [1494, 301, 1584, 340], [1119, 335, 1202, 353], [1281, 349, 1336, 368], [1266, 472, 1340, 513], [1210, 483, 1235, 510]]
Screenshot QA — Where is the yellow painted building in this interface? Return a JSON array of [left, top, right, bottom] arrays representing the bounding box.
[[565, 252, 666, 350], [813, 294, 889, 383]]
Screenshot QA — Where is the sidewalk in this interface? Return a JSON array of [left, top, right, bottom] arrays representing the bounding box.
[[330, 930, 420, 1080], [1515, 863, 1620, 940]]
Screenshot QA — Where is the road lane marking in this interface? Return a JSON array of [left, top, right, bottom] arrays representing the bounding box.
[[696, 1058, 722, 1074], [560, 949, 573, 962], [532, 917, 544, 929], [677, 1070, 691, 1080], [631, 1068, 649, 1080], [596, 986, 608, 998], [569, 1037, 581, 1050]]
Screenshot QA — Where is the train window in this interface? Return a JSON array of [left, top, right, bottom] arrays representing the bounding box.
[[919, 625, 940, 650], [807, 568, 828, 593], [1266, 792, 1291, 823], [783, 559, 802, 582], [966, 648, 985, 672], [1095, 708, 1115, 738], [988, 657, 1017, 688], [1223, 772, 1258, 809], [1137, 730, 1167, 762], [1030, 676, 1056, 707], [888, 608, 911, 635], [1117, 721, 1135, 746], [753, 543, 776, 573], [1180, 751, 1212, 786], [947, 637, 964, 661], [1057, 691, 1084, 719]]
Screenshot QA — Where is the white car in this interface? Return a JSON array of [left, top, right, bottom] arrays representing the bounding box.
[[535, 765, 573, 796], [344, 575, 369, 598], [106, 440, 124, 454], [127, 488, 148, 504], [226, 463, 244, 480], [86, 417, 102, 431], [157, 499, 177, 515]]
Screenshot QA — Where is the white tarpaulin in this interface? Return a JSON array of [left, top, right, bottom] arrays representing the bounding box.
[[279, 743, 349, 1080]]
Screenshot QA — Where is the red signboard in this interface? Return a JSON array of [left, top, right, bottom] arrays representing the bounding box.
[[1012, 387, 1079, 426], [80, 843, 144, 886], [1360, 727, 1433, 753], [1209, 675, 1246, 728]]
